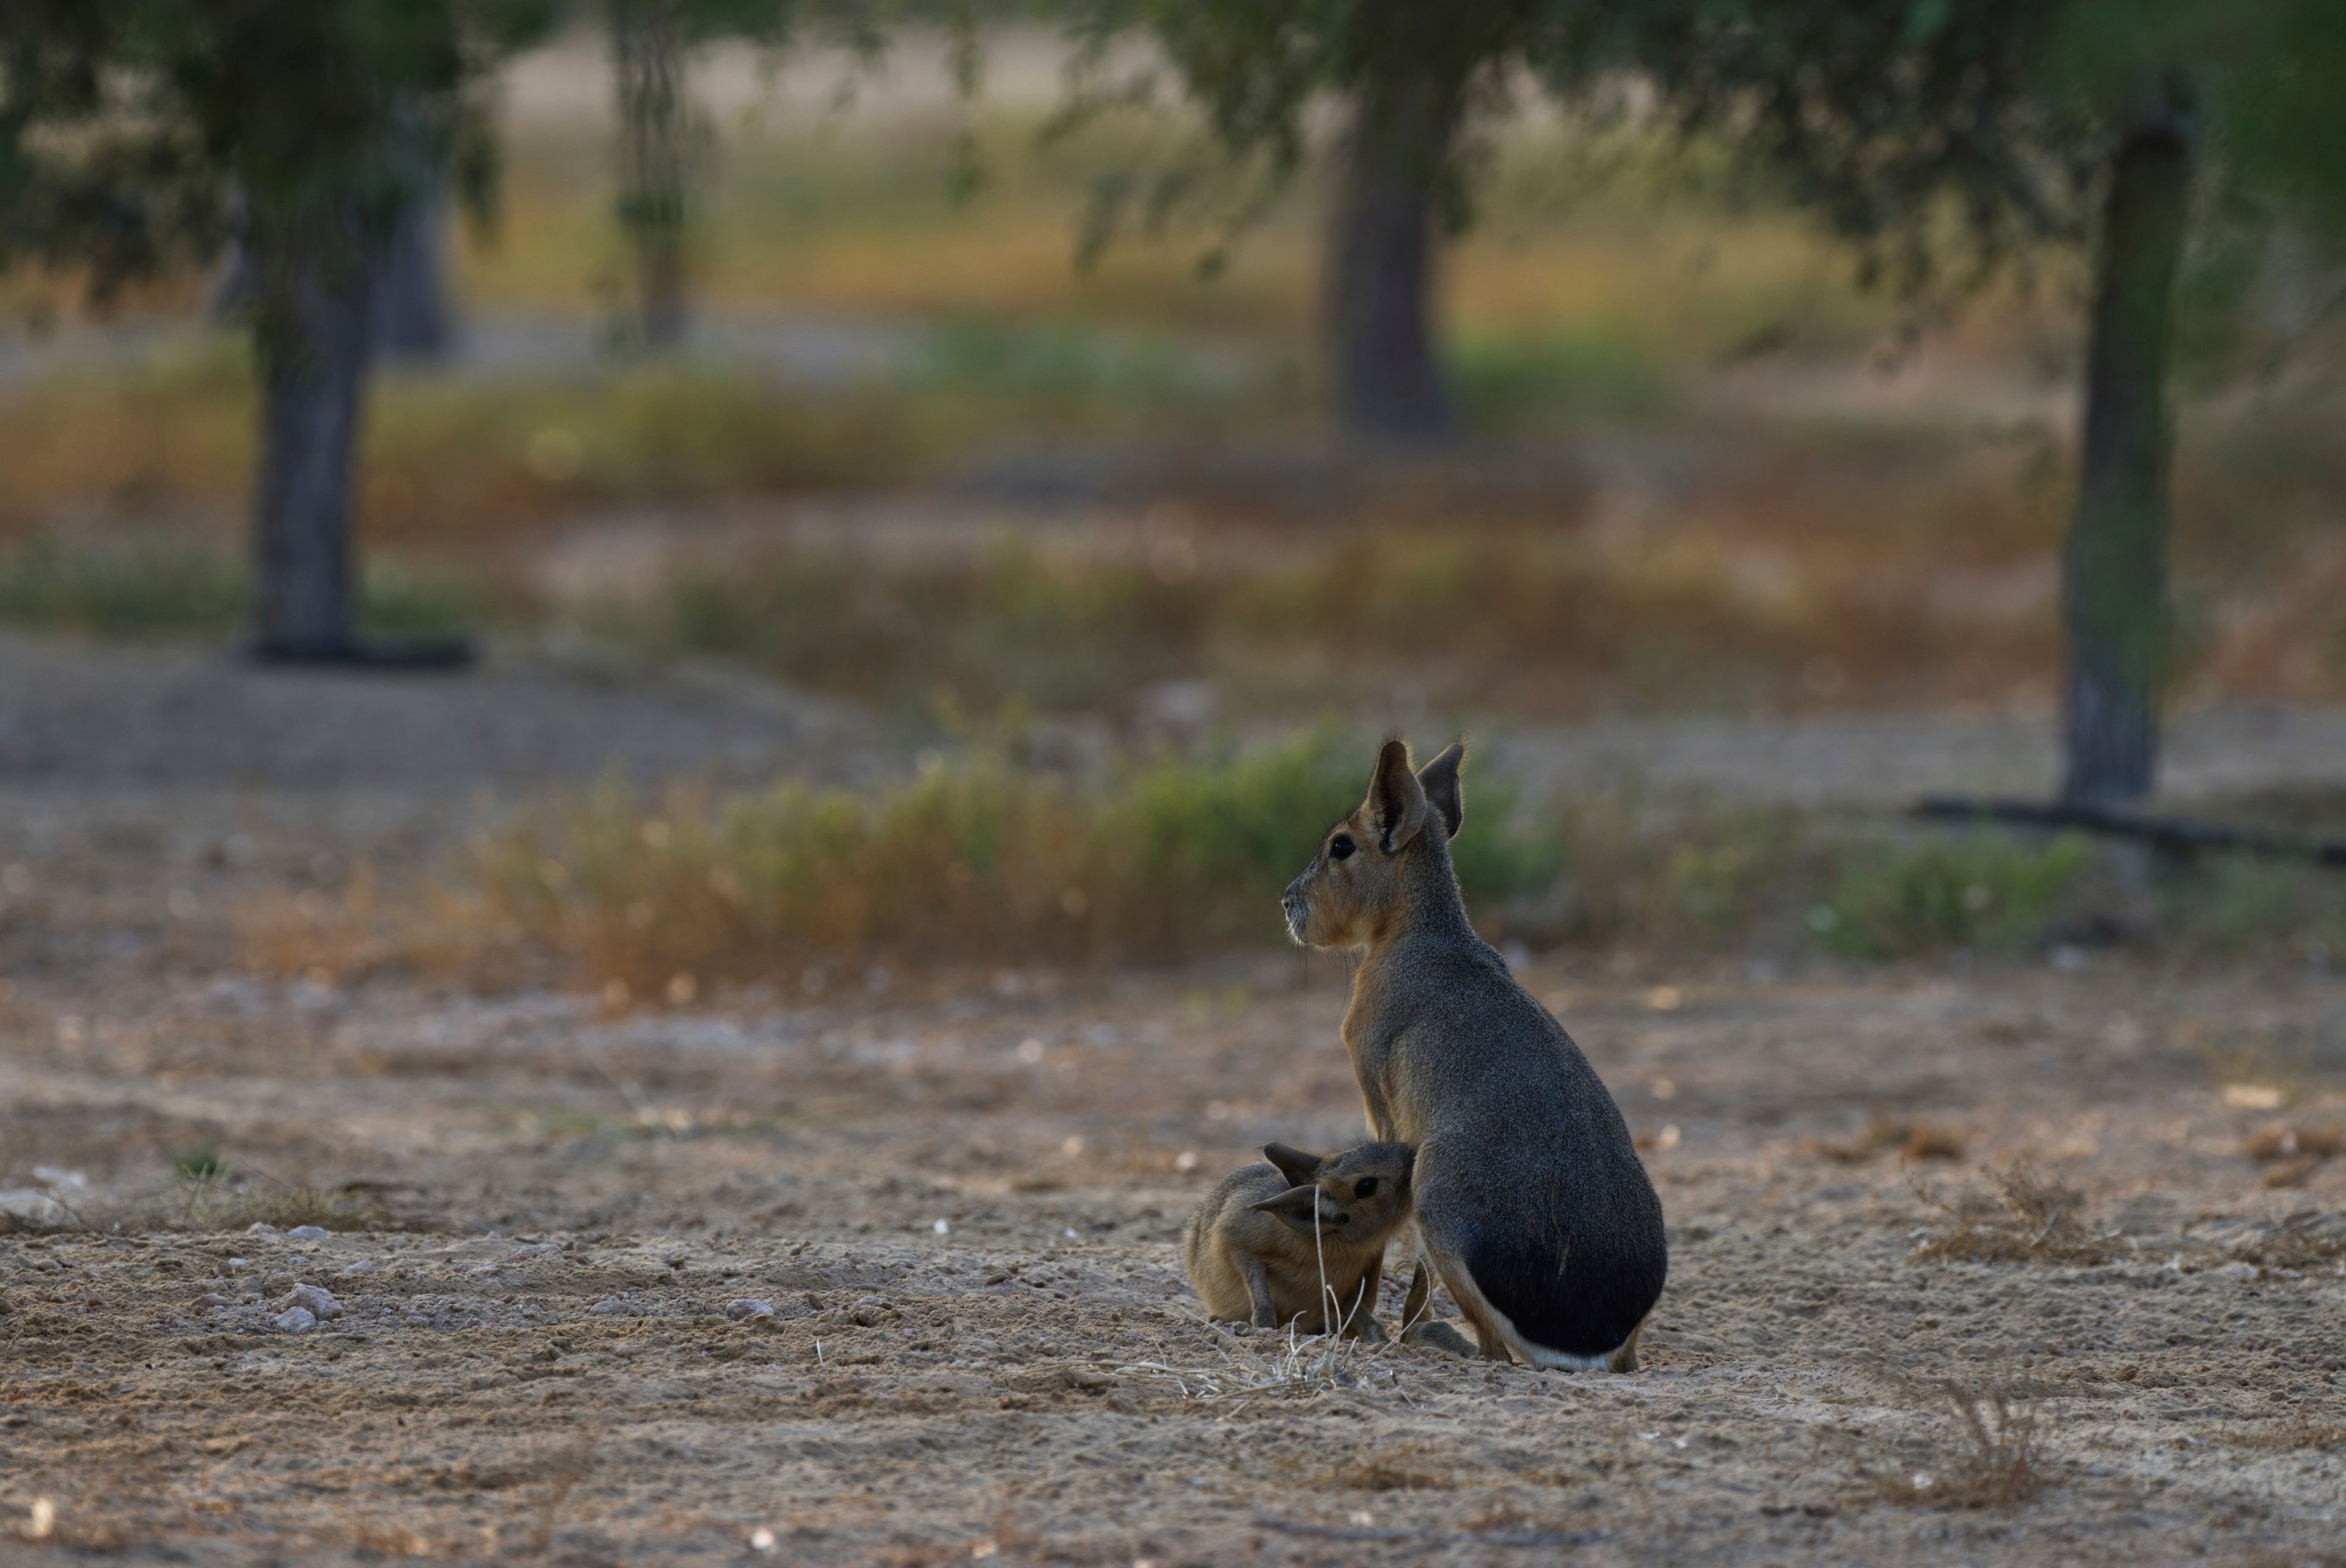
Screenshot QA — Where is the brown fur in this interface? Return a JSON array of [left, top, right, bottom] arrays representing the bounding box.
[[1179, 1141, 1415, 1338], [1284, 740, 1667, 1373]]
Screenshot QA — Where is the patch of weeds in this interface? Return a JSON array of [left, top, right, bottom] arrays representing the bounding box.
[[222, 1181, 369, 1233], [1811, 832, 2091, 959], [1909, 1160, 2118, 1266], [912, 314, 1244, 414], [1452, 327, 1681, 428], [0, 530, 498, 641], [0, 530, 244, 636], [593, 533, 1218, 716], [456, 732, 1563, 990], [1888, 1380, 2053, 1507], [238, 861, 552, 991], [1548, 792, 1808, 952], [159, 1161, 385, 1234]]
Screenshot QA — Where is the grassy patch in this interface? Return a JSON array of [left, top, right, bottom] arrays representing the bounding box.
[[1810, 833, 2092, 960], [590, 533, 1218, 715], [460, 733, 1560, 993], [0, 530, 489, 640], [1452, 328, 1680, 428], [584, 508, 2045, 720], [234, 751, 2346, 993], [0, 531, 244, 636]]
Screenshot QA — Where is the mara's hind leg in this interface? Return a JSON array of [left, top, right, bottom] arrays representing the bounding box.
[[1398, 1259, 1430, 1334], [1396, 1255, 1480, 1358], [1607, 1319, 1644, 1374], [1416, 1238, 1512, 1362], [1444, 1275, 1516, 1362]]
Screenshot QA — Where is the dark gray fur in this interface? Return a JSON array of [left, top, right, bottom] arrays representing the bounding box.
[[1282, 741, 1666, 1366]]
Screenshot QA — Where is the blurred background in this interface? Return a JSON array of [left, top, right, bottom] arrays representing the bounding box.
[[2, 0, 2344, 993]]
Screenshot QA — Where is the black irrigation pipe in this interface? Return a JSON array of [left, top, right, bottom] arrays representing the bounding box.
[[1911, 795, 2346, 869]]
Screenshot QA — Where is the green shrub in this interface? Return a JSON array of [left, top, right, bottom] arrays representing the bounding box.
[[1811, 831, 2091, 959], [472, 733, 1563, 987]]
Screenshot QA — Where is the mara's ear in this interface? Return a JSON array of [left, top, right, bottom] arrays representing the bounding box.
[[1416, 742, 1464, 841], [1262, 1142, 1323, 1187], [1364, 738, 1429, 854], [1249, 1184, 1323, 1233]]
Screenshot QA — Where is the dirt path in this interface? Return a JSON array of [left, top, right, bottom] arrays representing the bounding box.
[[3, 947, 2344, 1563], [3, 636, 2344, 1562]]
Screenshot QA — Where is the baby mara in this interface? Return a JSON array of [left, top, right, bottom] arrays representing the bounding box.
[[1182, 1141, 1415, 1340]]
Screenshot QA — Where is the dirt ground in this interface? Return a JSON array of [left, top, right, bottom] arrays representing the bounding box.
[[4, 638, 2344, 1565]]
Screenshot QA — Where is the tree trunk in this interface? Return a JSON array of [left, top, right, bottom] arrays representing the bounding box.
[[250, 226, 375, 662], [611, 0, 689, 351], [1323, 67, 1464, 443], [2061, 78, 2194, 806], [369, 181, 455, 361]]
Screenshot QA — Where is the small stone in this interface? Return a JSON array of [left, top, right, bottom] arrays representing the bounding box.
[[274, 1305, 317, 1333], [286, 1225, 332, 1241], [196, 1293, 235, 1308], [283, 1283, 342, 1320], [339, 1260, 375, 1277], [246, 1223, 281, 1237], [227, 1256, 251, 1269], [726, 1299, 775, 1321], [588, 1297, 633, 1316]]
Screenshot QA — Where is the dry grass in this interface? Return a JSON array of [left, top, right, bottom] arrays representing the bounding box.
[[567, 495, 2066, 721], [1909, 1161, 2118, 1267], [2, 1167, 396, 1237], [1814, 1117, 1965, 1163], [1890, 1380, 2054, 1508], [229, 747, 2346, 997], [236, 864, 550, 992], [1091, 1320, 1403, 1415], [256, 737, 1559, 994]]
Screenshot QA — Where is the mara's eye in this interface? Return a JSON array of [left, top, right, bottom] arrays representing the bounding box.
[[1352, 1176, 1378, 1198], [1328, 834, 1356, 862]]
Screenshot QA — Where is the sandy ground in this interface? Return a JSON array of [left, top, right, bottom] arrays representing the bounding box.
[[4, 637, 2345, 1564]]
